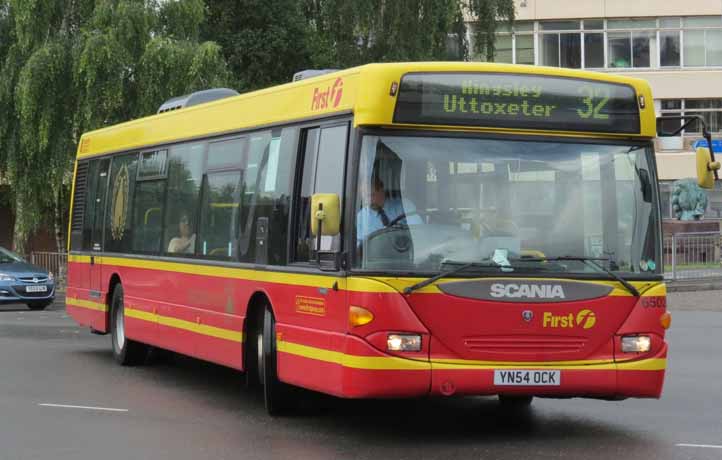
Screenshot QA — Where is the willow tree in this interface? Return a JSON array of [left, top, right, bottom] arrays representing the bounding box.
[[0, 0, 230, 254], [203, 0, 312, 90], [304, 0, 467, 68], [468, 0, 516, 62]]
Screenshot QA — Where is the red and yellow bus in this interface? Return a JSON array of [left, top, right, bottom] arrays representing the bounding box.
[[67, 62, 712, 414]]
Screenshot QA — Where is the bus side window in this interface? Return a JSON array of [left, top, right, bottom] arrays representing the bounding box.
[[163, 142, 204, 256], [197, 137, 246, 260], [293, 123, 348, 263]]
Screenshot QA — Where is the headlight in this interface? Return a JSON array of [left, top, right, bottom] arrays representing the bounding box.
[[387, 334, 422, 352], [0, 274, 15, 282], [621, 335, 651, 353], [48, 272, 54, 281]]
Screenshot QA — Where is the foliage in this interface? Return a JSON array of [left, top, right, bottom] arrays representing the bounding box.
[[468, 0, 516, 61], [203, 0, 312, 90], [305, 0, 467, 68], [0, 0, 230, 253]]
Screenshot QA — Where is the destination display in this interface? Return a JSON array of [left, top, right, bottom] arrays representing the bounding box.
[[393, 73, 641, 134]]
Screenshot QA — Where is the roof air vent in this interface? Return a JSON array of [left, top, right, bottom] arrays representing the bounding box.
[[157, 88, 240, 114], [292, 69, 340, 82]]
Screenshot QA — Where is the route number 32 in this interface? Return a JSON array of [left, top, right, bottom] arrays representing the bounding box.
[[577, 86, 610, 120]]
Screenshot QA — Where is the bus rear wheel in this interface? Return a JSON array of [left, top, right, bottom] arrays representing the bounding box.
[[110, 284, 149, 366], [260, 306, 293, 415]]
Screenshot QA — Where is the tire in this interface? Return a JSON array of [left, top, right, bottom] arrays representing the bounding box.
[[27, 301, 51, 311], [110, 284, 148, 366], [260, 306, 294, 415], [498, 395, 533, 408]]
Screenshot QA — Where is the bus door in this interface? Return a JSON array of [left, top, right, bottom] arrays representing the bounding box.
[[89, 158, 110, 299]]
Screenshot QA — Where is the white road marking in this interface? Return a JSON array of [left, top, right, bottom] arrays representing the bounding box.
[[38, 403, 128, 412], [677, 443, 722, 449]]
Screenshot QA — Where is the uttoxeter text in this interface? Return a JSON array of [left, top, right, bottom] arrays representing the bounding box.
[[443, 95, 557, 118]]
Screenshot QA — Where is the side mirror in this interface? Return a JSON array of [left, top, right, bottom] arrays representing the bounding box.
[[310, 193, 340, 236], [696, 147, 721, 190]]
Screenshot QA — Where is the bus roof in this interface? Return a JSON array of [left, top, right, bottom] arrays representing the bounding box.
[[76, 62, 656, 159]]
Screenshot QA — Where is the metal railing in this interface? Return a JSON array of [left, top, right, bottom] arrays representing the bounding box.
[[29, 251, 68, 288], [663, 232, 722, 281]]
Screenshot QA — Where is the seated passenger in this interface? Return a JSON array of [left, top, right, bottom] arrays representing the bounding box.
[[167, 212, 196, 254], [356, 175, 422, 244]]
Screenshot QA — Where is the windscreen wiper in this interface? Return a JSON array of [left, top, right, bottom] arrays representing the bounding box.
[[512, 255, 640, 297], [403, 262, 482, 295], [402, 259, 551, 295]]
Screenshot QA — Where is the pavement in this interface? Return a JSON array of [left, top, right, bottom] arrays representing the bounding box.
[[0, 295, 721, 460]]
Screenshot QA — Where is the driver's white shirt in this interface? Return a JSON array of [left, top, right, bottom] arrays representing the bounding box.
[[356, 198, 422, 245]]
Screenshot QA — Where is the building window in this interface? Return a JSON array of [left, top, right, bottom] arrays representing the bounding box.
[[482, 15, 722, 70], [658, 99, 722, 134]]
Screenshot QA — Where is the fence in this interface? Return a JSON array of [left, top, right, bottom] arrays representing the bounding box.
[[663, 232, 722, 281], [30, 251, 68, 289]]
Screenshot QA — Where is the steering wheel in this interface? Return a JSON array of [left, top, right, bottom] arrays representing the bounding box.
[[359, 211, 421, 255]]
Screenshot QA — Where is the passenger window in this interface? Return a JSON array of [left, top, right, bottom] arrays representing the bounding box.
[[163, 142, 205, 255], [104, 153, 138, 253], [132, 180, 166, 253], [198, 171, 242, 259], [294, 123, 348, 262]]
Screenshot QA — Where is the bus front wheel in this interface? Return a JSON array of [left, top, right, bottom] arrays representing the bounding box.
[[110, 284, 149, 366], [260, 306, 293, 415]]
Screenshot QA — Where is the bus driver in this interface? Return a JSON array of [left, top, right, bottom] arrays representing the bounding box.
[[356, 175, 422, 245]]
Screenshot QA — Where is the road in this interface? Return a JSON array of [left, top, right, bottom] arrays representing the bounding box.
[[0, 294, 720, 460]]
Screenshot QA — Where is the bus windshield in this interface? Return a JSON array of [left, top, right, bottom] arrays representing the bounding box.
[[354, 134, 660, 276]]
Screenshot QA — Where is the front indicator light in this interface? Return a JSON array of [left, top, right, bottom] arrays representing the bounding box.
[[660, 312, 672, 329], [621, 335, 651, 353], [387, 334, 422, 352], [349, 306, 374, 328]]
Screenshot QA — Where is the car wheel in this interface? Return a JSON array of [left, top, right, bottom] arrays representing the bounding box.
[[26, 301, 51, 311], [110, 284, 148, 366], [498, 395, 533, 408], [261, 306, 293, 415]]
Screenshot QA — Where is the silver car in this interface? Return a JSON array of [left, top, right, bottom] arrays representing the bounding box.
[[0, 246, 55, 310]]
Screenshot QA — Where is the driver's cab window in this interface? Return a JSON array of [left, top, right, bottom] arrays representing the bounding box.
[[356, 137, 424, 268]]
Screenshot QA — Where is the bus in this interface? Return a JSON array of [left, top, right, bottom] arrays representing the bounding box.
[[66, 62, 715, 414]]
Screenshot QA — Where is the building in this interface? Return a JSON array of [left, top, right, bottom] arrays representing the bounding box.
[[474, 0, 722, 220]]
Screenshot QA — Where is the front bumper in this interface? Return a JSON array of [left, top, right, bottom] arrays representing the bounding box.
[[0, 284, 56, 304], [277, 330, 667, 400]]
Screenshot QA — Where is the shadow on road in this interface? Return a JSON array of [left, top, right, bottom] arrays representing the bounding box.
[[70, 342, 649, 449]]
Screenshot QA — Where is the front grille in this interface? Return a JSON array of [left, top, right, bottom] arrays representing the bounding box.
[[464, 335, 588, 355], [18, 276, 49, 283]]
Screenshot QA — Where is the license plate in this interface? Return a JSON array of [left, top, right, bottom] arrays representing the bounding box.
[[494, 370, 560, 386], [26, 285, 47, 293]]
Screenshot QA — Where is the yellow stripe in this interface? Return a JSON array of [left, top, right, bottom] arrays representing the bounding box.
[[277, 340, 430, 371], [278, 340, 665, 372], [68, 254, 663, 295], [66, 297, 107, 312], [124, 307, 243, 343]]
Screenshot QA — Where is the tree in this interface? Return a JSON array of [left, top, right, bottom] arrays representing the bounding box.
[[0, 0, 230, 254], [202, 0, 313, 90], [467, 0, 515, 62], [305, 0, 467, 68]]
